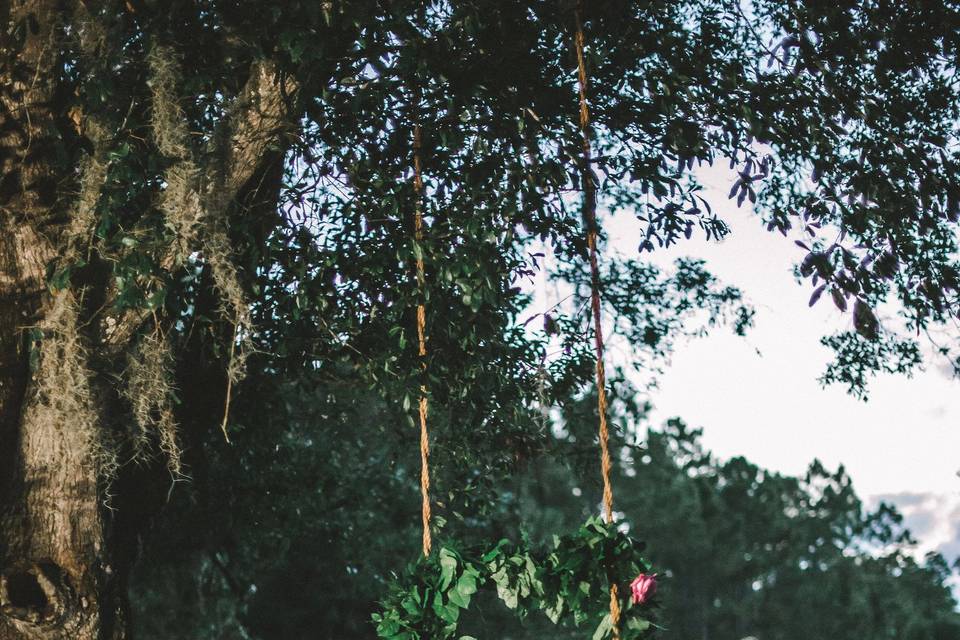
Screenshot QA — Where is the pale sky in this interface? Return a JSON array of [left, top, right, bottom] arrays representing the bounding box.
[[602, 165, 960, 562]]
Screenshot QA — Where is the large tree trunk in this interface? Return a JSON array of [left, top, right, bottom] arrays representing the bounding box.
[[0, 1, 123, 638], [0, 292, 120, 640], [0, 1, 299, 636]]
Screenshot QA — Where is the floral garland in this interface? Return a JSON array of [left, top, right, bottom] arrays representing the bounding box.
[[372, 518, 658, 640]]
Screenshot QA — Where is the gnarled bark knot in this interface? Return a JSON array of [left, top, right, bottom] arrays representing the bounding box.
[[0, 562, 76, 627]]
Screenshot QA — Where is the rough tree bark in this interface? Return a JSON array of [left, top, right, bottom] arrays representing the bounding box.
[[0, 2, 297, 637], [0, 1, 109, 637]]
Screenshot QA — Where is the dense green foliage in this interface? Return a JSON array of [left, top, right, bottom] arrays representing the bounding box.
[[31, 0, 960, 637], [514, 420, 960, 640], [129, 402, 960, 639]]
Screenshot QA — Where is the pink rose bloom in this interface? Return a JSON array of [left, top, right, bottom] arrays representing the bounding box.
[[630, 572, 657, 605]]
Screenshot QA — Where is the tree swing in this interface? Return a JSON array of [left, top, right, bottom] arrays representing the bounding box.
[[373, 7, 657, 639]]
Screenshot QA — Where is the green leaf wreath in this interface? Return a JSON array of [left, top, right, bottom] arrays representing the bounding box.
[[372, 518, 657, 640]]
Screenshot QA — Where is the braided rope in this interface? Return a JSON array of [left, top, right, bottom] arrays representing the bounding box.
[[575, 5, 622, 637], [413, 124, 432, 557]]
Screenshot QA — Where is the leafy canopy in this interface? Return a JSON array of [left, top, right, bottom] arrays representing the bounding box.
[[31, 0, 960, 637]]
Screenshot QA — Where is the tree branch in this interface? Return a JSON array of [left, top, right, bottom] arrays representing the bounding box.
[[101, 58, 299, 352], [215, 59, 298, 201]]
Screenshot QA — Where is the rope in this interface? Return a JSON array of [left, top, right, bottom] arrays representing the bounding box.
[[575, 5, 622, 637], [413, 124, 432, 557]]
